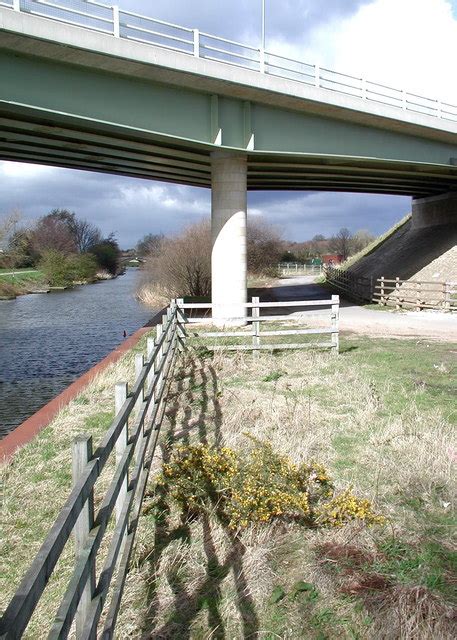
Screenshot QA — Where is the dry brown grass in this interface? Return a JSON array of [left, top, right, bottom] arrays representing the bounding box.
[[114, 340, 456, 638], [2, 336, 456, 638]]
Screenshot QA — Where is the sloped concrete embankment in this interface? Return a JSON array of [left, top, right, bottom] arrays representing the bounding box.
[[348, 217, 457, 284]]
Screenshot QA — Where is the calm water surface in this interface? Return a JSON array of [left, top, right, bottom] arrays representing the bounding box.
[[0, 269, 154, 437]]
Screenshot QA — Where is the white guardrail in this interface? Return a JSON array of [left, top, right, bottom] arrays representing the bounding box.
[[2, 0, 457, 122]]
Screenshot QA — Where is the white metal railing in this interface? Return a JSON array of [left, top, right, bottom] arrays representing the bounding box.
[[278, 262, 323, 276], [4, 0, 457, 123]]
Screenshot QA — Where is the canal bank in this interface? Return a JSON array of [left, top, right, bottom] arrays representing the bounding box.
[[0, 269, 155, 437]]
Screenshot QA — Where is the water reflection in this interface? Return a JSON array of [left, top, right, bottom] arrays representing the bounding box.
[[0, 269, 154, 437]]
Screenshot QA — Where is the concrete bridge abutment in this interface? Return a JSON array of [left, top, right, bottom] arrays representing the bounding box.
[[211, 151, 247, 326], [412, 192, 457, 229]]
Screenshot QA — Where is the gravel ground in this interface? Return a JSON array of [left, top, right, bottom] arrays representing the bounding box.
[[271, 276, 457, 341]]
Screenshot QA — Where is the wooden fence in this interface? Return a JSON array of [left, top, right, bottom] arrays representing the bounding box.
[[277, 263, 323, 276], [373, 277, 457, 311], [325, 266, 456, 313], [324, 265, 373, 302], [0, 297, 340, 639], [178, 296, 340, 353], [0, 303, 181, 640]]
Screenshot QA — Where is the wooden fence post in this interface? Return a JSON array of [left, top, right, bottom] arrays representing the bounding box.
[[331, 295, 339, 354], [380, 276, 385, 305], [155, 323, 164, 427], [443, 282, 450, 312], [114, 382, 128, 530], [252, 296, 260, 354], [146, 337, 155, 420], [176, 298, 186, 350], [134, 351, 144, 449], [415, 281, 421, 311], [72, 435, 95, 640], [395, 277, 401, 310]]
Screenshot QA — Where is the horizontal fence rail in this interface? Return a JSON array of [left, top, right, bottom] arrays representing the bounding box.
[[324, 266, 456, 313], [178, 296, 340, 353], [324, 265, 373, 302], [0, 303, 181, 640], [0, 295, 340, 638], [374, 277, 457, 312], [2, 0, 456, 122], [278, 263, 323, 276]]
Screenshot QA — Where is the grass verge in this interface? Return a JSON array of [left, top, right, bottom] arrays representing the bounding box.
[[1, 336, 455, 638], [115, 336, 456, 638], [0, 270, 47, 297]]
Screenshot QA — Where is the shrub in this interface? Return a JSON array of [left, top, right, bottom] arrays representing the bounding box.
[[90, 237, 121, 275], [68, 253, 98, 282], [139, 218, 284, 305], [158, 439, 384, 531], [39, 250, 74, 287], [143, 220, 211, 301]]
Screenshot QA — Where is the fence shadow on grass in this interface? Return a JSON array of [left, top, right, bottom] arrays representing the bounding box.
[[140, 353, 259, 639]]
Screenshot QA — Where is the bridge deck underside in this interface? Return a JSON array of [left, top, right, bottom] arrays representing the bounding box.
[[1, 108, 456, 197]]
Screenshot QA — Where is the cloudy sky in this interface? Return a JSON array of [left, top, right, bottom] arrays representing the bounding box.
[[1, 0, 457, 247]]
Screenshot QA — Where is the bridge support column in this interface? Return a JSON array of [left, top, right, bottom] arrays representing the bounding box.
[[211, 151, 247, 325], [412, 192, 457, 229]]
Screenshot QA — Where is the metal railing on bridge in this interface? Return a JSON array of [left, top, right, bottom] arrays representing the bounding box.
[[2, 0, 456, 123]]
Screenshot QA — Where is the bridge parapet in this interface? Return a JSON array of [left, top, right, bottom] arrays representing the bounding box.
[[1, 0, 456, 124]]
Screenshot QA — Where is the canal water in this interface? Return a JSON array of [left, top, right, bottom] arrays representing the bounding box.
[[0, 269, 154, 438]]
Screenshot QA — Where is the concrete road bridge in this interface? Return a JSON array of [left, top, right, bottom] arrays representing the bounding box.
[[1, 0, 457, 321]]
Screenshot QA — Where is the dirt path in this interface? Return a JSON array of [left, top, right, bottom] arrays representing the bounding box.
[[271, 276, 457, 341]]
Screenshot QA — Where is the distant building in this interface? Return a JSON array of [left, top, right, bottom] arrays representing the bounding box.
[[322, 254, 343, 265]]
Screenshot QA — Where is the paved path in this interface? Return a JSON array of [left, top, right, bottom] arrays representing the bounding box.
[[0, 270, 37, 276], [271, 276, 457, 341]]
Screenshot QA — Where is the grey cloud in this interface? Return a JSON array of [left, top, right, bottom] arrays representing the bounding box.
[[0, 162, 411, 247], [248, 191, 411, 238], [118, 0, 371, 45], [0, 164, 211, 247]]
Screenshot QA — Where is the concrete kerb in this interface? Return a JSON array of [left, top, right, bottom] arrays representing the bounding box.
[[0, 308, 166, 462]]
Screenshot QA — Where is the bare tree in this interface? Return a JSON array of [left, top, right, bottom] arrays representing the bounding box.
[[31, 211, 77, 255], [68, 217, 102, 253], [139, 217, 284, 306], [136, 233, 164, 258], [142, 220, 211, 301], [0, 210, 21, 245], [351, 229, 375, 254], [247, 219, 284, 274], [329, 227, 352, 260]]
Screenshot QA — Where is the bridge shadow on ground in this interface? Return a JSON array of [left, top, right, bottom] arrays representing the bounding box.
[[138, 354, 259, 640]]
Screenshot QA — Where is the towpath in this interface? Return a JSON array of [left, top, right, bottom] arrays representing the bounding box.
[[271, 276, 457, 341]]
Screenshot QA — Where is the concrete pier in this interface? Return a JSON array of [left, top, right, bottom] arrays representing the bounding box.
[[412, 192, 457, 228], [211, 152, 247, 325]]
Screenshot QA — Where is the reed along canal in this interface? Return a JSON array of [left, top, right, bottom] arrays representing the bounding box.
[[0, 269, 153, 437]]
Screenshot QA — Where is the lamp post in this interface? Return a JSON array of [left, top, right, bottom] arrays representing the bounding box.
[[261, 0, 265, 51], [260, 0, 266, 72]]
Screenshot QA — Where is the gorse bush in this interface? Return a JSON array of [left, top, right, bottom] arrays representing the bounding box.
[[158, 439, 384, 531]]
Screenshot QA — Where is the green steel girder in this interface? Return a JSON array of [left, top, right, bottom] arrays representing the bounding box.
[[1, 48, 457, 195]]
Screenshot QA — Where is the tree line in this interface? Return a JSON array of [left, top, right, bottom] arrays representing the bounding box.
[[135, 221, 376, 305], [282, 228, 375, 262], [0, 209, 121, 286]]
